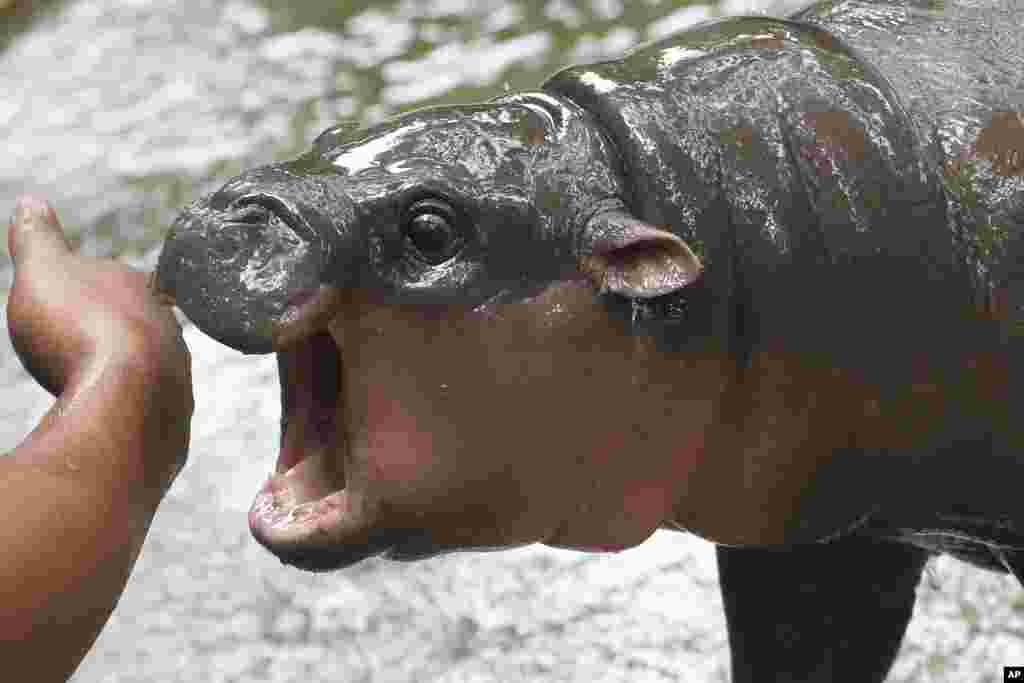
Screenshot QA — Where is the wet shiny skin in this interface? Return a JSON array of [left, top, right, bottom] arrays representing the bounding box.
[[157, 0, 1022, 571]]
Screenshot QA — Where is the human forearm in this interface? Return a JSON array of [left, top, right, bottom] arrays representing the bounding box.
[[0, 355, 190, 681], [0, 462, 150, 681]]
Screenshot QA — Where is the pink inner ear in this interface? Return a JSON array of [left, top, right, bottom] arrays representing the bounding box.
[[582, 214, 702, 298]]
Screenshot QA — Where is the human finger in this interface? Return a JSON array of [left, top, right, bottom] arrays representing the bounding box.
[[8, 194, 71, 267]]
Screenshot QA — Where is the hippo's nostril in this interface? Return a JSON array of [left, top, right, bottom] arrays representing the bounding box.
[[230, 194, 317, 245]]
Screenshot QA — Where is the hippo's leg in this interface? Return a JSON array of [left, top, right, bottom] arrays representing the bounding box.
[[716, 537, 931, 683]]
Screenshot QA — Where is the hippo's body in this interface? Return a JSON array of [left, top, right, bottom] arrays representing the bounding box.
[[157, 1, 1024, 680]]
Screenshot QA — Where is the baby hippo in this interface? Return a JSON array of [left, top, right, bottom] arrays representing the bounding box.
[[156, 1, 1024, 681]]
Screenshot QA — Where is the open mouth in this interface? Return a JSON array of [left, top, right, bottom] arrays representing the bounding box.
[[246, 319, 425, 572], [255, 331, 347, 536], [247, 330, 353, 568]]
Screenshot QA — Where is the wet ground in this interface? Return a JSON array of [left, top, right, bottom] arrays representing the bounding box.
[[2, 0, 1024, 681]]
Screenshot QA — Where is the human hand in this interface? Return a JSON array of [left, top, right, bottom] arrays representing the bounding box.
[[1, 195, 194, 672], [6, 194, 193, 494]]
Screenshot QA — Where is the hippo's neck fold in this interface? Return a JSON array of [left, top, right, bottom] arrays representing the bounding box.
[[542, 14, 979, 369]]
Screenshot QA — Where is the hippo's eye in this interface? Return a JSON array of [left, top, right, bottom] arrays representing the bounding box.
[[402, 198, 465, 265]]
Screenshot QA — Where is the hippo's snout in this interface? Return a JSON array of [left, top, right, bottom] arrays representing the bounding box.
[[155, 166, 353, 354]]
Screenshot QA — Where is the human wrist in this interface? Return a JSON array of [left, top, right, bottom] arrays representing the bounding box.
[[14, 336, 192, 507], [102, 338, 193, 497]]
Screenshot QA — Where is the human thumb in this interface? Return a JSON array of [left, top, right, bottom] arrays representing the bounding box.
[[8, 194, 71, 267]]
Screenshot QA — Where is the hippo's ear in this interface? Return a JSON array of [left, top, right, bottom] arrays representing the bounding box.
[[579, 210, 702, 298]]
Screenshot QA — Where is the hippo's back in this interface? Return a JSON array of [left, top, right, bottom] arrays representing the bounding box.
[[795, 0, 1024, 316], [794, 0, 1024, 153]]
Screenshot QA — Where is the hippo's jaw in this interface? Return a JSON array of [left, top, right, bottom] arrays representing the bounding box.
[[244, 322, 435, 572]]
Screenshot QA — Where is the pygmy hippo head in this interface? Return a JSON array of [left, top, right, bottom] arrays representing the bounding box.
[[155, 92, 748, 572]]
